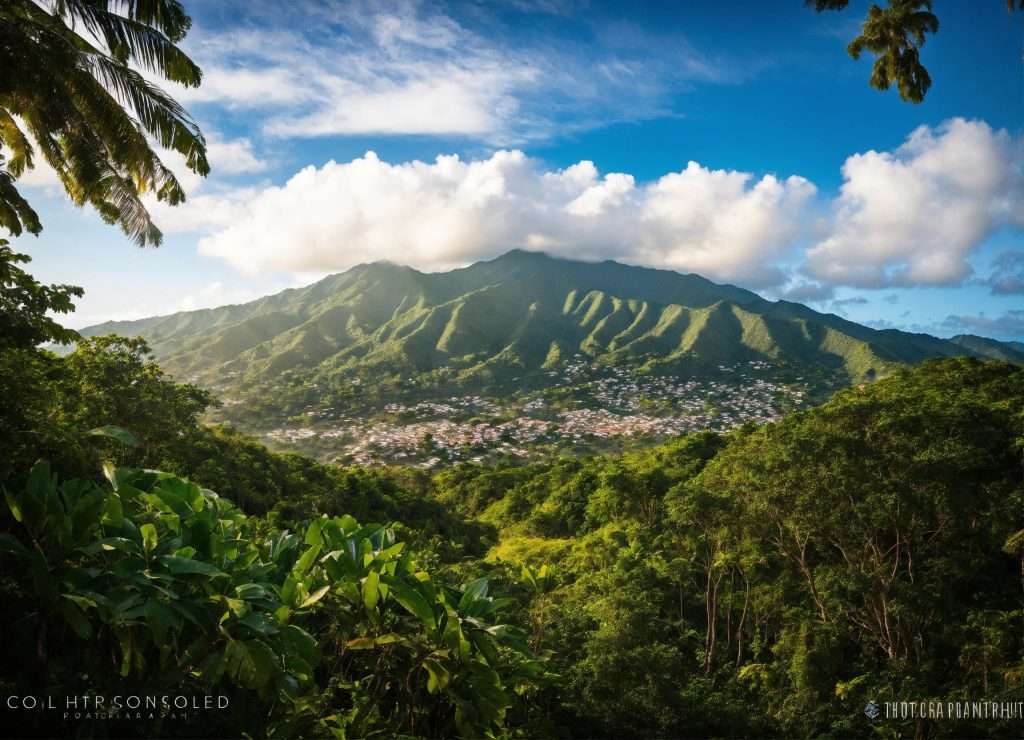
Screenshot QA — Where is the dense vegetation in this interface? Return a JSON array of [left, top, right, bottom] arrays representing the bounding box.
[[448, 358, 1024, 738], [2, 268, 1022, 737]]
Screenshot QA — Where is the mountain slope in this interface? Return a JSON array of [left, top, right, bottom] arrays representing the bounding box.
[[948, 334, 1024, 363], [80, 250, 1018, 394]]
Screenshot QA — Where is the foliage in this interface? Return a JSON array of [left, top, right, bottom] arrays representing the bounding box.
[[0, 239, 82, 348], [0, 459, 543, 738], [444, 358, 1024, 738], [0, 241, 84, 491], [809, 0, 1020, 103], [0, 0, 207, 245]]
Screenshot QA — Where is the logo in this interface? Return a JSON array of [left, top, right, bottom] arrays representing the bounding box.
[[864, 701, 880, 720]]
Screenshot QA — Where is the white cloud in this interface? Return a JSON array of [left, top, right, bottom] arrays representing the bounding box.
[[168, 2, 728, 145], [806, 118, 1024, 288], [179, 118, 1022, 294], [193, 150, 815, 288], [141, 132, 268, 233], [639, 164, 815, 286], [206, 134, 267, 175]]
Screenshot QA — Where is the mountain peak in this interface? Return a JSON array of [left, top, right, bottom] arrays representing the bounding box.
[[487, 248, 554, 265]]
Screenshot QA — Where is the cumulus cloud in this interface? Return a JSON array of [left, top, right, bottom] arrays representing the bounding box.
[[192, 150, 815, 287], [172, 117, 1020, 295], [206, 134, 267, 175], [806, 118, 1024, 288]]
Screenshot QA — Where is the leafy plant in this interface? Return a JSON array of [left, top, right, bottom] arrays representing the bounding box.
[[0, 458, 544, 738]]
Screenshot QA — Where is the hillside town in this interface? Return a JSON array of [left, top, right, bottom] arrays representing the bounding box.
[[262, 359, 812, 466]]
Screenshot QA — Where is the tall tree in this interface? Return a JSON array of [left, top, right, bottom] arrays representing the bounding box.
[[809, 0, 1021, 103], [0, 0, 207, 246]]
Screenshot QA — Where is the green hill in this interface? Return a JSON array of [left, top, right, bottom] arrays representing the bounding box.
[[80, 250, 1019, 397]]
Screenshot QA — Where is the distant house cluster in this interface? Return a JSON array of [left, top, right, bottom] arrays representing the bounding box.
[[261, 359, 810, 467]]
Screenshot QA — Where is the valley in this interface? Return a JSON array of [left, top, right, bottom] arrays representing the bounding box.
[[80, 250, 1020, 467], [244, 357, 818, 465]]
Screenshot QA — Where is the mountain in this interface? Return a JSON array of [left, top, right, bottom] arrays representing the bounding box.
[[948, 334, 1024, 363], [81, 250, 1020, 397]]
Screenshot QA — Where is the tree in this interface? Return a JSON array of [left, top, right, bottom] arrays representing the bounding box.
[[0, 238, 81, 348], [0, 239, 84, 487], [0, 0, 208, 246], [808, 0, 1022, 103]]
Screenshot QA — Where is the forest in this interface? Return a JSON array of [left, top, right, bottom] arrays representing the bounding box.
[[2, 248, 1022, 738]]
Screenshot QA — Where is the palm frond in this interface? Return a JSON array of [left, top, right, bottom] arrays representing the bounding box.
[[83, 54, 208, 175], [0, 166, 42, 236], [54, 0, 201, 85], [113, 0, 192, 43], [0, 113, 35, 177]]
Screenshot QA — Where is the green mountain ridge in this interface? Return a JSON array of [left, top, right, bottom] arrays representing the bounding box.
[[80, 250, 1024, 394]]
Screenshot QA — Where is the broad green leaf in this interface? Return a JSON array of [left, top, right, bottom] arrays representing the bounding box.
[[237, 612, 280, 636], [223, 597, 249, 617], [160, 555, 224, 577], [422, 658, 450, 694], [88, 425, 139, 447], [293, 544, 321, 576], [63, 594, 97, 610], [140, 523, 158, 554], [304, 518, 325, 547], [279, 625, 319, 666], [299, 585, 330, 609], [3, 486, 23, 523], [22, 461, 50, 530], [471, 630, 501, 667], [102, 492, 124, 527], [199, 648, 227, 685], [226, 639, 278, 690], [459, 577, 489, 611], [362, 570, 380, 611], [144, 599, 179, 644], [102, 462, 119, 491], [383, 577, 436, 631], [235, 583, 269, 601]]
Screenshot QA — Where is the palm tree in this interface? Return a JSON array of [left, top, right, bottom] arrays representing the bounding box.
[[809, 0, 1022, 104], [847, 0, 939, 104], [0, 0, 208, 246]]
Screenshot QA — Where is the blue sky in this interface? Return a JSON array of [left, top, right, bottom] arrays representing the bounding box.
[[11, 0, 1024, 339]]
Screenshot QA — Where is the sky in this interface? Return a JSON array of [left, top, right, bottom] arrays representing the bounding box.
[[10, 0, 1024, 340]]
